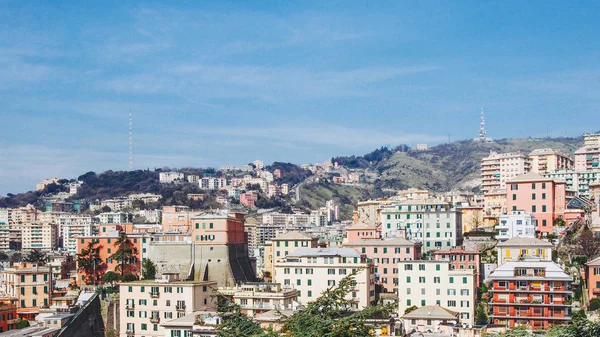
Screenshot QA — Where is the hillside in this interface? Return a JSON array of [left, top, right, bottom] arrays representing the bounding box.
[[372, 137, 583, 192], [298, 181, 378, 220]]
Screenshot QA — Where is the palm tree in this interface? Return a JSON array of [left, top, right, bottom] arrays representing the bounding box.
[[24, 249, 47, 265]]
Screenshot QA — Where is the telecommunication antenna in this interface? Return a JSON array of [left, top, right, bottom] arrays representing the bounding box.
[[479, 108, 487, 141], [129, 110, 133, 171]]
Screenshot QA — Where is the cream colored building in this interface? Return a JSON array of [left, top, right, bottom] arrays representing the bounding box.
[[584, 132, 600, 147], [529, 148, 573, 174], [401, 305, 459, 334], [21, 223, 57, 250], [0, 263, 53, 316], [397, 260, 476, 325], [263, 231, 319, 280], [496, 236, 552, 265], [274, 248, 375, 310], [481, 151, 530, 194], [119, 274, 217, 337], [0, 209, 9, 250]]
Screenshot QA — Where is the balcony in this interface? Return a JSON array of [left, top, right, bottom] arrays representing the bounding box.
[[7, 318, 21, 325], [126, 330, 135, 336], [125, 303, 135, 310], [150, 317, 160, 324], [149, 292, 160, 298], [593, 288, 600, 295], [176, 304, 186, 311]]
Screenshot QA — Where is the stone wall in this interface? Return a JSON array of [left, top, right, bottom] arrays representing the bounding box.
[[55, 293, 105, 337]]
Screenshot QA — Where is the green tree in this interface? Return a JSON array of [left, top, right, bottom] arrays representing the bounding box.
[[404, 305, 418, 315], [475, 303, 488, 325], [110, 232, 139, 278], [215, 294, 276, 337], [122, 273, 139, 282], [102, 271, 120, 284], [77, 241, 107, 284], [142, 259, 156, 280], [589, 298, 600, 311], [24, 249, 47, 265]]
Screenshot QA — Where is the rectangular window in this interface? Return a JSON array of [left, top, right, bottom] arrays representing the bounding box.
[[532, 193, 536, 200], [512, 194, 517, 200], [449, 277, 454, 284], [532, 183, 536, 190], [542, 205, 547, 212], [542, 182, 546, 189], [532, 205, 537, 212], [542, 193, 546, 199], [406, 276, 411, 283]]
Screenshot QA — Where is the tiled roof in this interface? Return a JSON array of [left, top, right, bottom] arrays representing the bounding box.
[[487, 261, 571, 281], [287, 247, 360, 258], [508, 172, 556, 183], [275, 231, 314, 241], [344, 237, 416, 247], [401, 305, 459, 320], [496, 236, 553, 247]]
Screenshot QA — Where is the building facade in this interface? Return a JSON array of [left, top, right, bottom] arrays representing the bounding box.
[[497, 211, 536, 241], [0, 263, 52, 320], [528, 148, 573, 174], [481, 151, 530, 194]]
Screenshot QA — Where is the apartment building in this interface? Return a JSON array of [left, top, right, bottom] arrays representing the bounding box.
[[0, 211, 9, 250], [401, 306, 459, 335], [159, 171, 184, 183], [119, 275, 216, 337], [545, 169, 600, 199], [481, 151, 530, 194], [21, 223, 57, 250], [0, 263, 52, 320], [488, 261, 572, 331], [496, 211, 536, 241], [496, 237, 552, 265], [58, 216, 94, 254], [264, 231, 319, 280], [397, 260, 476, 325], [218, 282, 297, 318], [274, 248, 375, 309], [574, 144, 600, 171], [7, 205, 38, 225], [506, 172, 567, 236], [432, 248, 481, 287], [529, 148, 573, 174], [379, 200, 463, 253], [99, 212, 133, 224], [0, 298, 18, 333], [262, 212, 310, 227], [161, 206, 192, 232], [459, 206, 485, 232], [76, 234, 142, 285], [240, 192, 258, 208], [586, 256, 600, 302], [344, 237, 421, 294]]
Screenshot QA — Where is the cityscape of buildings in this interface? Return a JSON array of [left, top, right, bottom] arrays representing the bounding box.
[[0, 132, 599, 336]]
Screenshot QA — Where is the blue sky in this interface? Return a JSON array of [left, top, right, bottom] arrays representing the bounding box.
[[1, 1, 599, 195]]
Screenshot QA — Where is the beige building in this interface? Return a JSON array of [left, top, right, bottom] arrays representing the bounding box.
[[496, 236, 553, 265], [401, 305, 459, 334], [21, 223, 57, 250], [0, 210, 8, 250], [0, 263, 53, 320], [584, 132, 600, 147], [218, 282, 298, 318], [263, 231, 319, 280], [397, 260, 476, 325], [274, 248, 375, 310], [529, 148, 573, 174], [119, 274, 217, 337], [481, 151, 530, 194]]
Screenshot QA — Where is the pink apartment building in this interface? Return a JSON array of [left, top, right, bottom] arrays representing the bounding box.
[[506, 173, 566, 236], [345, 222, 380, 242], [240, 192, 258, 208], [344, 236, 420, 294], [432, 248, 481, 287]]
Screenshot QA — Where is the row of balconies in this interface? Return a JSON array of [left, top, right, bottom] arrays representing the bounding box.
[[494, 284, 568, 292], [491, 299, 568, 306]]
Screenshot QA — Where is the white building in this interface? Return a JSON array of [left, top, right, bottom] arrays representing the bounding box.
[[497, 211, 536, 241], [252, 160, 264, 170], [187, 175, 200, 184], [481, 151, 530, 194], [415, 144, 429, 151], [273, 248, 375, 310], [159, 172, 184, 184], [545, 169, 600, 199], [99, 212, 132, 224], [58, 215, 94, 253], [161, 311, 221, 337], [199, 177, 227, 190], [0, 209, 9, 250], [397, 260, 476, 325], [379, 200, 463, 252], [401, 305, 459, 335], [21, 223, 58, 250], [119, 274, 217, 337], [496, 237, 553, 265]]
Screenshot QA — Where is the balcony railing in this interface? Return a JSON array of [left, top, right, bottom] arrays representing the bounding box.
[[7, 318, 21, 325], [125, 303, 135, 310], [149, 292, 160, 298], [176, 304, 186, 311], [593, 288, 600, 295], [150, 317, 160, 323]]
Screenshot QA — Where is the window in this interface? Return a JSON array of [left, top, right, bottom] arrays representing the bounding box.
[[447, 300, 456, 307], [532, 205, 537, 212], [542, 205, 547, 212], [532, 183, 536, 189], [374, 248, 378, 253], [511, 184, 518, 190], [542, 220, 547, 227], [406, 276, 411, 283], [461, 289, 470, 296], [308, 291, 312, 297], [542, 193, 546, 199], [512, 194, 517, 200], [308, 280, 312, 286], [419, 277, 426, 283], [421, 300, 426, 306], [449, 277, 454, 284], [407, 299, 411, 306], [327, 269, 335, 275], [532, 193, 536, 200], [419, 264, 425, 271], [327, 280, 336, 287], [542, 182, 546, 189], [297, 279, 301, 286], [404, 264, 413, 271]]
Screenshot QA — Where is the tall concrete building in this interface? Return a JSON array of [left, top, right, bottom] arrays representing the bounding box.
[[545, 169, 600, 199], [481, 151, 530, 194], [274, 248, 375, 309], [528, 148, 573, 174], [397, 260, 476, 325], [379, 200, 463, 253], [21, 223, 57, 250]]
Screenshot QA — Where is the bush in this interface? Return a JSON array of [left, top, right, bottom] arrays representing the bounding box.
[[589, 298, 600, 311]]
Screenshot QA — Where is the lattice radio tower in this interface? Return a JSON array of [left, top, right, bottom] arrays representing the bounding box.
[[479, 108, 487, 141], [129, 110, 133, 171]]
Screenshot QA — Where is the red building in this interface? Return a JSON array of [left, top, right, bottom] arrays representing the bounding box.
[[0, 298, 18, 332], [240, 192, 258, 208], [488, 261, 572, 331], [506, 173, 567, 236], [432, 248, 481, 287]]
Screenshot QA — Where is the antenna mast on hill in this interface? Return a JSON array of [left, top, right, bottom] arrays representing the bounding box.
[[129, 110, 133, 171], [479, 108, 487, 141]]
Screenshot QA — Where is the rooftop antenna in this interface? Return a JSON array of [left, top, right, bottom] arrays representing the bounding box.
[[129, 110, 133, 171], [479, 108, 487, 141]]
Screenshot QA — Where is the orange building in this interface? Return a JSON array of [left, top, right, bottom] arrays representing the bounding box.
[[0, 298, 18, 332], [506, 173, 566, 236], [0, 263, 52, 321], [161, 205, 192, 232], [190, 211, 246, 245], [586, 257, 600, 302], [76, 234, 142, 285], [488, 261, 572, 330]]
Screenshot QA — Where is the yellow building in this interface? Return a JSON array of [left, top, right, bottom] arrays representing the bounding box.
[[0, 263, 52, 320], [460, 206, 485, 232]]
